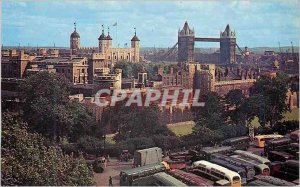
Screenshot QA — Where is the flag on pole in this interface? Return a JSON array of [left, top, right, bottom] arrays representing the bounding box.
[[112, 22, 117, 26]]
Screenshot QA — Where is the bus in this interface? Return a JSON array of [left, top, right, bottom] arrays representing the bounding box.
[[119, 162, 169, 186], [247, 179, 274, 186], [282, 160, 299, 181], [268, 151, 294, 162], [290, 130, 299, 142], [286, 143, 299, 156], [151, 172, 187, 186], [200, 146, 233, 160], [166, 160, 187, 170], [264, 137, 291, 154], [169, 151, 192, 161], [230, 155, 270, 176], [210, 158, 247, 184], [233, 150, 271, 166], [254, 175, 296, 186], [168, 169, 214, 186], [254, 134, 283, 148], [192, 160, 242, 186], [212, 154, 255, 181], [222, 136, 250, 150]]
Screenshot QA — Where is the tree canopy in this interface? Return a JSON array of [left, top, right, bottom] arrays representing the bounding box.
[[1, 112, 94, 186], [19, 72, 103, 144]]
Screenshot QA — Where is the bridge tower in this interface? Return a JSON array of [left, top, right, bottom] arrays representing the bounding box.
[[220, 24, 236, 64], [178, 21, 195, 62]]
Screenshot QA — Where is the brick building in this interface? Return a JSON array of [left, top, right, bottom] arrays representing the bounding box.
[[1, 50, 35, 78], [29, 56, 88, 84]]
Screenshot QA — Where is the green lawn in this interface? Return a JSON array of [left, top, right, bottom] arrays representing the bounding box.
[[251, 108, 299, 127], [283, 108, 299, 121], [167, 121, 195, 137], [168, 108, 299, 137], [105, 136, 116, 145]]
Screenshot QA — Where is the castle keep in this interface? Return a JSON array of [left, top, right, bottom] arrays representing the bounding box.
[[70, 24, 140, 64]]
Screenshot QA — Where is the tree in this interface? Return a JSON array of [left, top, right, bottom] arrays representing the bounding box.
[[225, 89, 248, 126], [193, 92, 226, 130], [1, 112, 95, 186], [114, 61, 133, 78], [101, 102, 174, 142], [250, 73, 290, 127], [68, 101, 103, 142], [20, 72, 102, 143], [20, 72, 71, 143]]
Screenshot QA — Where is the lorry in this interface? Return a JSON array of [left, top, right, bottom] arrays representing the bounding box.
[[134, 147, 162, 167]]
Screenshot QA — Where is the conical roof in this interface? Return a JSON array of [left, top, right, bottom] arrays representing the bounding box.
[[131, 31, 140, 41], [183, 21, 191, 32], [106, 33, 112, 40], [224, 24, 231, 33], [71, 30, 80, 38], [98, 30, 106, 40]]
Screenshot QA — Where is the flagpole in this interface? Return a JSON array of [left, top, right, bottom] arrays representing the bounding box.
[[116, 23, 118, 48]]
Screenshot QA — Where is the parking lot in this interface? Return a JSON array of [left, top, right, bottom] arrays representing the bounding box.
[[94, 158, 133, 186]]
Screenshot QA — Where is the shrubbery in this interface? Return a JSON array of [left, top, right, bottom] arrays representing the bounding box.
[[1, 113, 94, 186]]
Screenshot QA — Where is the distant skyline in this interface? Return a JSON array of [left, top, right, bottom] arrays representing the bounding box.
[[2, 0, 299, 48]]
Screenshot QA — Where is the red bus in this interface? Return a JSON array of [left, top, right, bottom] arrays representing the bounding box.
[[168, 169, 214, 186], [169, 151, 192, 161], [166, 160, 187, 170]]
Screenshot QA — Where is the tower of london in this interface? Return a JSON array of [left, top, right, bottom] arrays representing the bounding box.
[[70, 23, 140, 63]]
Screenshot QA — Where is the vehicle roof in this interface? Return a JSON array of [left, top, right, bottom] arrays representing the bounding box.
[[266, 137, 291, 144], [248, 179, 274, 186], [231, 155, 269, 169], [153, 172, 187, 186], [120, 163, 164, 175], [223, 136, 249, 142], [254, 134, 283, 139], [168, 169, 214, 186], [255, 175, 296, 186], [213, 154, 254, 168], [136, 147, 161, 153], [211, 158, 246, 172], [269, 151, 294, 157], [193, 160, 241, 181], [234, 150, 270, 164], [201, 146, 232, 154]]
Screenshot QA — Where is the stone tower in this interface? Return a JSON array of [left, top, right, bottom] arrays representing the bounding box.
[[220, 24, 236, 64], [70, 22, 80, 55], [178, 21, 195, 62], [131, 28, 140, 63], [98, 25, 107, 53]]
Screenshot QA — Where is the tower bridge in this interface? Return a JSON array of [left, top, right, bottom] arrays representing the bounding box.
[[177, 21, 237, 64]]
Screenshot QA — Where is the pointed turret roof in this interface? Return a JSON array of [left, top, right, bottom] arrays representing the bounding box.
[[183, 21, 191, 32], [179, 21, 194, 36], [131, 28, 140, 41], [71, 22, 80, 38], [224, 24, 231, 33], [71, 31, 80, 38], [98, 25, 107, 40], [221, 24, 235, 38], [106, 27, 112, 40]]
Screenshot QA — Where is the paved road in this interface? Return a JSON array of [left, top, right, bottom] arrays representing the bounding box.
[[94, 158, 133, 186]]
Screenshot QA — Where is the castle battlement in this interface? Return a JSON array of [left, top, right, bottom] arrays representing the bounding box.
[[79, 47, 98, 50], [214, 79, 256, 86]]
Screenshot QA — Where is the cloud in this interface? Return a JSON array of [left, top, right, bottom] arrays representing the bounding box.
[[2, 0, 299, 47]]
